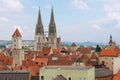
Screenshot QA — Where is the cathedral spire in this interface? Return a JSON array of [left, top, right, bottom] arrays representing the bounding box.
[[49, 7, 57, 38], [50, 6, 55, 25], [35, 7, 44, 35], [37, 7, 42, 24]]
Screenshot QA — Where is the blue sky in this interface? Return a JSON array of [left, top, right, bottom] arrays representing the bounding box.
[[0, 0, 120, 44]]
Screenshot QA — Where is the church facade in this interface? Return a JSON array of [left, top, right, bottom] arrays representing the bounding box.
[[34, 7, 61, 51]]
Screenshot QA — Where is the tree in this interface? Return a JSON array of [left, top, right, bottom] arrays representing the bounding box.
[[95, 45, 101, 53]]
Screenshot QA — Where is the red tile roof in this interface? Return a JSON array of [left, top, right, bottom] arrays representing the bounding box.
[[12, 28, 22, 37], [34, 58, 48, 66], [21, 66, 27, 70], [13, 65, 21, 70], [7, 57, 13, 65], [0, 62, 9, 70], [81, 54, 91, 65], [53, 48, 59, 54], [0, 53, 13, 65], [80, 47, 91, 54], [99, 49, 118, 57], [113, 70, 120, 80], [91, 53, 98, 59], [25, 54, 34, 60], [42, 47, 51, 54], [22, 60, 36, 66], [28, 66, 39, 76]]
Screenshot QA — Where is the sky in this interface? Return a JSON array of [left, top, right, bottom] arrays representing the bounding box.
[[0, 0, 120, 44]]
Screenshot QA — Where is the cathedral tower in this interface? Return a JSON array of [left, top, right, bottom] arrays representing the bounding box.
[[35, 8, 44, 50], [48, 7, 57, 48], [34, 7, 61, 50]]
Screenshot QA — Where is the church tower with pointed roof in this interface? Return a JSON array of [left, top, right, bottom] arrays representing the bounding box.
[[12, 28, 22, 49], [48, 7, 57, 48], [35, 7, 45, 50], [12, 28, 24, 67], [108, 34, 116, 48]]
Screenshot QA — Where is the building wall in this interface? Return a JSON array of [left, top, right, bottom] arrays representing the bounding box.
[[99, 56, 120, 75], [0, 71, 30, 80], [40, 67, 95, 80], [12, 49, 24, 66], [70, 46, 78, 52], [99, 57, 113, 71], [113, 57, 120, 74], [12, 37, 22, 49]]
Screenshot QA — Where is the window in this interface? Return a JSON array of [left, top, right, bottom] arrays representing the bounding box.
[[41, 63, 43, 65], [102, 61, 105, 65], [41, 76, 44, 80], [36, 72, 39, 75], [36, 62, 38, 64], [68, 77, 71, 80], [44, 54, 47, 56]]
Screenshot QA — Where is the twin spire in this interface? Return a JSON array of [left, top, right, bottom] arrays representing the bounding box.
[[35, 7, 56, 37], [35, 7, 44, 35], [49, 7, 55, 25], [37, 7, 43, 25]]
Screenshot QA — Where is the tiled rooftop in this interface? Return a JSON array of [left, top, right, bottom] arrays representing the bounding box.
[[99, 49, 118, 57]]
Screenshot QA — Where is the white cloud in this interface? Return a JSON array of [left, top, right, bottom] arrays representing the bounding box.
[[0, 0, 24, 13], [91, 2, 120, 30], [104, 5, 120, 19], [71, 0, 89, 10], [0, 17, 10, 23], [92, 24, 101, 30]]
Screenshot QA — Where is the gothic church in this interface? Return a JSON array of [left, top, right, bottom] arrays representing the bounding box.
[[34, 7, 61, 51]]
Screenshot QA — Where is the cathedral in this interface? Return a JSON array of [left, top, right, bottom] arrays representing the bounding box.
[[34, 7, 61, 51]]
